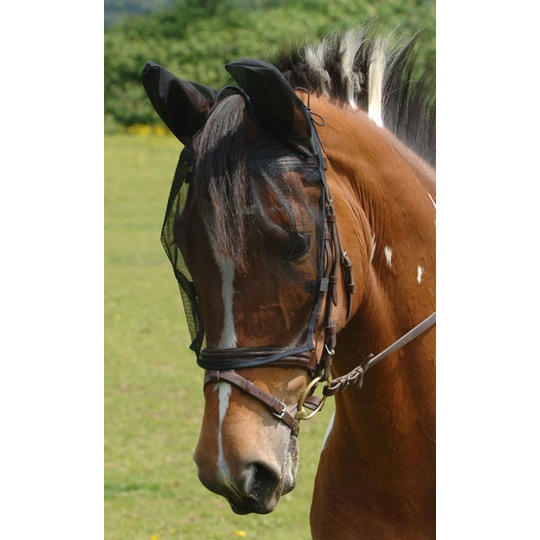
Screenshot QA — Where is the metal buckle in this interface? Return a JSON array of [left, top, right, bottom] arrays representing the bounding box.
[[273, 401, 287, 420]]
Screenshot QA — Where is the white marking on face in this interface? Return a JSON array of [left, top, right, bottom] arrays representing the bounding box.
[[214, 256, 237, 349], [417, 266, 424, 284], [215, 382, 233, 483], [322, 412, 335, 452], [384, 246, 393, 268], [209, 253, 238, 487]]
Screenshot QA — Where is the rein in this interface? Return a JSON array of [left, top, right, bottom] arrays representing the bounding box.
[[323, 311, 437, 397], [295, 311, 436, 420]]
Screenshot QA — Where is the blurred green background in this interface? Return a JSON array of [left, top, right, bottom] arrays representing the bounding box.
[[105, 0, 435, 131], [105, 132, 337, 539], [104, 1, 435, 538]]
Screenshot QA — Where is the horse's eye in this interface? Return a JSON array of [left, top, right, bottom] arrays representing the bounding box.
[[283, 233, 311, 261]]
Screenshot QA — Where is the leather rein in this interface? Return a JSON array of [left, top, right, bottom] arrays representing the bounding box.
[[201, 102, 436, 437], [204, 312, 437, 437]]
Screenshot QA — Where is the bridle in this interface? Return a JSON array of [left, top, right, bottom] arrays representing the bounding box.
[[198, 93, 436, 436], [202, 142, 355, 435], [203, 314, 436, 436]]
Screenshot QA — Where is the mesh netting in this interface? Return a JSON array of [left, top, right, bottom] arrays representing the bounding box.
[[241, 147, 325, 350], [161, 141, 327, 365], [161, 143, 205, 356], [160, 91, 328, 369]]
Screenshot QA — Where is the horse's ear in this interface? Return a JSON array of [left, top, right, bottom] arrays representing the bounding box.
[[141, 61, 215, 143], [225, 58, 311, 141]]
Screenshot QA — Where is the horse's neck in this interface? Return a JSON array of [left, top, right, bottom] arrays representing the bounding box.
[[334, 279, 436, 454], [319, 100, 436, 498]]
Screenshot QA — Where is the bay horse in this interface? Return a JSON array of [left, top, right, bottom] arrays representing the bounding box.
[[142, 24, 436, 539]]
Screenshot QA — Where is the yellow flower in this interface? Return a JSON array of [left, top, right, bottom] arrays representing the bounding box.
[[125, 123, 172, 137], [151, 535, 158, 540], [234, 531, 247, 537]]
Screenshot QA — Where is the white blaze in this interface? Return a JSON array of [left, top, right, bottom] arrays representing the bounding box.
[[215, 256, 237, 349], [216, 382, 233, 482], [212, 253, 237, 483]]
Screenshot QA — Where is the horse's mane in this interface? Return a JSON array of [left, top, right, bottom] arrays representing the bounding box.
[[275, 25, 436, 167], [191, 25, 435, 266]]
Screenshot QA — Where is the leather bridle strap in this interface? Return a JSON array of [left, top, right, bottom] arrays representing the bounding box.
[[199, 347, 318, 372], [204, 370, 320, 436], [323, 311, 436, 396], [315, 177, 355, 381], [203, 312, 435, 435]]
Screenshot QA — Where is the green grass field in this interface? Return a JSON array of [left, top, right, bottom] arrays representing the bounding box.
[[105, 133, 334, 540]]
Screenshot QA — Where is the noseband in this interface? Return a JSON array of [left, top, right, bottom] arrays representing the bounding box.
[[198, 94, 435, 436]]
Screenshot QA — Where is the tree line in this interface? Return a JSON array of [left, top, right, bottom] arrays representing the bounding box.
[[104, 0, 435, 131]]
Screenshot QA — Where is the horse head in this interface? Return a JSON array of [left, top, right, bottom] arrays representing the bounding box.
[[142, 59, 359, 514], [142, 26, 437, 535]]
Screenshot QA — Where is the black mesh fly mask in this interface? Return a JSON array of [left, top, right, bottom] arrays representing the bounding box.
[[145, 59, 354, 435]]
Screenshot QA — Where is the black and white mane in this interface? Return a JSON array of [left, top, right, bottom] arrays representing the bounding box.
[[192, 25, 435, 264], [276, 25, 435, 167]]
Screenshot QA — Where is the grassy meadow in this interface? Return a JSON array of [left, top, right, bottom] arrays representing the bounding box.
[[104, 132, 335, 540]]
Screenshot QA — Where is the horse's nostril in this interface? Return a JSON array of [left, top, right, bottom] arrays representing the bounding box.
[[244, 462, 280, 500]]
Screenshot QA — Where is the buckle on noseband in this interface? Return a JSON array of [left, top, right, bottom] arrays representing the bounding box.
[[273, 401, 287, 420]]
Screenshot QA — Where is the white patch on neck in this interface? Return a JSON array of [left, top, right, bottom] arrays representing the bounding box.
[[384, 246, 393, 268], [368, 40, 385, 127], [322, 412, 335, 452], [428, 193, 436, 227], [370, 235, 377, 264], [417, 266, 424, 284], [215, 256, 237, 349], [215, 382, 233, 483]]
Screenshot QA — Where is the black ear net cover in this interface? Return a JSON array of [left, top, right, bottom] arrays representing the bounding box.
[[142, 61, 214, 143], [226, 58, 312, 141]]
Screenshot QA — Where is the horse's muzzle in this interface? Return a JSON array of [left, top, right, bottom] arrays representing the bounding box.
[[197, 460, 287, 515]]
